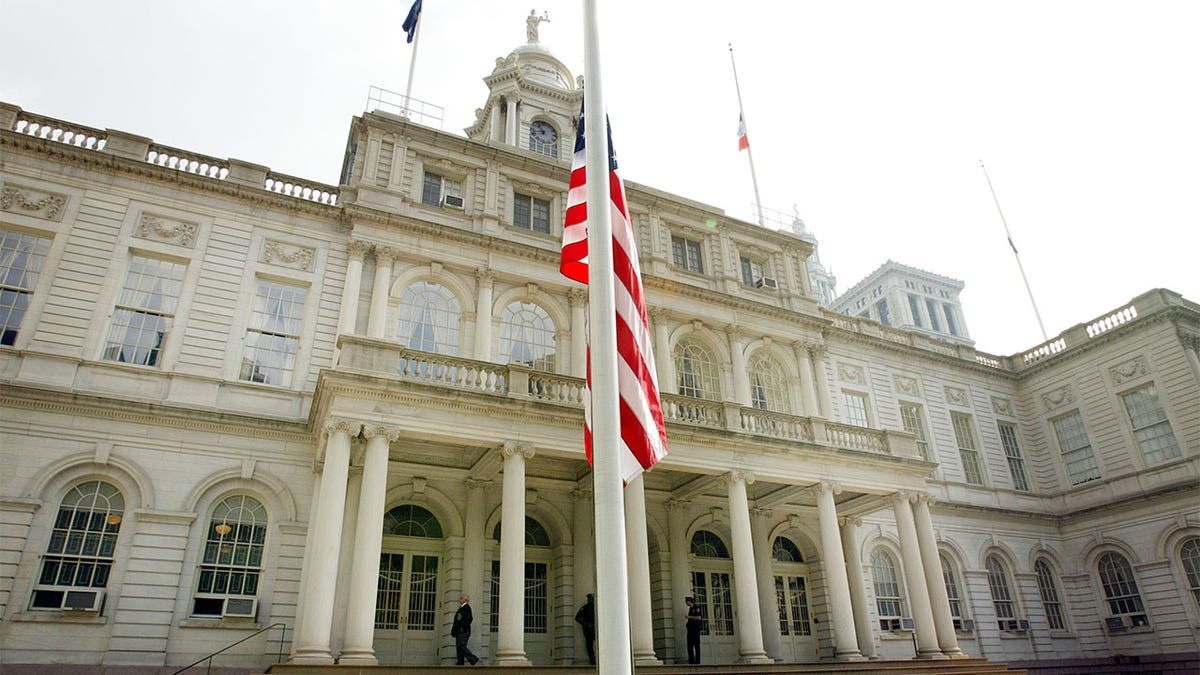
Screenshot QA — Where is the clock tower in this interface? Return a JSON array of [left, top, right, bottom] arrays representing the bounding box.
[[464, 12, 582, 161]]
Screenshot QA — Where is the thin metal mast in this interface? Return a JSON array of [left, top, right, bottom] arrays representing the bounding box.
[[729, 44, 765, 226], [980, 160, 1049, 341], [402, 11, 423, 117]]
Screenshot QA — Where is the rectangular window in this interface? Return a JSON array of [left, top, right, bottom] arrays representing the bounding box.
[[943, 302, 959, 336], [671, 235, 704, 274], [241, 279, 307, 386], [488, 559, 547, 633], [907, 294, 923, 328], [998, 423, 1031, 491], [513, 193, 551, 234], [951, 412, 985, 484], [925, 298, 941, 331], [842, 391, 870, 427], [1122, 384, 1181, 465], [740, 256, 764, 285], [875, 299, 891, 326], [0, 228, 52, 346], [421, 171, 462, 207], [1053, 411, 1100, 485], [103, 255, 186, 367], [899, 402, 932, 460]]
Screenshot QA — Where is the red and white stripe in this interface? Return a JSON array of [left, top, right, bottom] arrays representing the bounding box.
[[561, 116, 668, 483]]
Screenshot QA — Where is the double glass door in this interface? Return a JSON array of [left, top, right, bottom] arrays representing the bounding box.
[[374, 552, 440, 665]]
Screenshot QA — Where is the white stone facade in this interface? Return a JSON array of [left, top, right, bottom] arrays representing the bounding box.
[[0, 37, 1197, 673]]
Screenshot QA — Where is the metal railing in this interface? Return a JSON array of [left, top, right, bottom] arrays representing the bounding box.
[[169, 621, 287, 675]]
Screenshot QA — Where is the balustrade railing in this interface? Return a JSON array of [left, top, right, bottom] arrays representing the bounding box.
[[738, 407, 813, 441], [265, 171, 339, 205], [661, 394, 724, 429], [13, 113, 106, 150], [527, 371, 586, 406], [147, 143, 230, 179], [823, 422, 889, 454], [1086, 303, 1138, 338], [397, 350, 507, 394]]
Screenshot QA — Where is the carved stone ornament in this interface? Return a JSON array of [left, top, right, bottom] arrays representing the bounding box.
[[137, 213, 198, 248], [944, 386, 969, 407], [1109, 355, 1149, 384], [1, 185, 68, 221], [261, 239, 315, 272], [893, 375, 920, 396], [837, 363, 865, 385], [991, 396, 1014, 417], [1041, 385, 1074, 411]]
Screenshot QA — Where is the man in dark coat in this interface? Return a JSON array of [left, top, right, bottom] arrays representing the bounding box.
[[575, 593, 596, 664], [685, 596, 702, 664], [451, 593, 479, 665]]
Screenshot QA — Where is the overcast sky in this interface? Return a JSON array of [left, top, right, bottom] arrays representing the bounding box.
[[2, 1, 1196, 356]]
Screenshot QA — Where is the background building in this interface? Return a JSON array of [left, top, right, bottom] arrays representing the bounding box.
[[1, 28, 1197, 674]]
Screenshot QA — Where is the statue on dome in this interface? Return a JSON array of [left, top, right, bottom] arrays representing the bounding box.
[[527, 9, 550, 43]]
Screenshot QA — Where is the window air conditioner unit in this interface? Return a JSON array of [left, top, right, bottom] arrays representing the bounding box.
[[62, 589, 104, 612], [222, 597, 258, 619], [1129, 613, 1149, 627], [755, 277, 778, 290], [1018, 619, 1031, 631], [441, 194, 465, 209], [959, 618, 975, 632], [900, 617, 915, 631], [1105, 616, 1127, 631]]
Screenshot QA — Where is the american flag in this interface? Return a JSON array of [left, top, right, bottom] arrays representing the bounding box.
[[737, 113, 749, 151], [560, 112, 668, 483]]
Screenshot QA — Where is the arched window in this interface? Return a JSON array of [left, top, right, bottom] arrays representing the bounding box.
[[193, 495, 267, 617], [871, 548, 904, 630], [383, 504, 443, 538], [492, 516, 551, 546], [674, 338, 719, 400], [499, 301, 556, 370], [1034, 558, 1067, 630], [691, 530, 730, 558], [772, 536, 803, 563], [986, 555, 1018, 631], [31, 480, 125, 611], [1098, 551, 1148, 626], [749, 352, 790, 413], [1181, 537, 1200, 609], [397, 281, 460, 355], [940, 554, 966, 627], [490, 517, 552, 634]]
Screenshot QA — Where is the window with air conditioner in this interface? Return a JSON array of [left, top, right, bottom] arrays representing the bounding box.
[[871, 548, 905, 631], [1097, 551, 1149, 629], [191, 495, 267, 618], [30, 480, 124, 613], [421, 171, 462, 209]]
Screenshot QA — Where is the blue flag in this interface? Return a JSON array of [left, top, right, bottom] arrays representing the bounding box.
[[402, 0, 422, 43]]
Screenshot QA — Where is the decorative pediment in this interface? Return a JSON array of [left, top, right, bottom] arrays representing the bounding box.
[[837, 363, 865, 385], [943, 386, 969, 407], [1042, 385, 1074, 411], [136, 213, 198, 248], [261, 239, 316, 272], [1109, 355, 1149, 385], [1, 184, 68, 221], [893, 375, 920, 397], [991, 396, 1014, 417]]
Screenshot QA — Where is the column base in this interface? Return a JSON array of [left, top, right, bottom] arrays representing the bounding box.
[[945, 648, 969, 658], [494, 652, 532, 666], [737, 653, 775, 665], [832, 650, 865, 661], [915, 650, 950, 660], [337, 650, 379, 666], [289, 648, 335, 665], [633, 654, 662, 666]]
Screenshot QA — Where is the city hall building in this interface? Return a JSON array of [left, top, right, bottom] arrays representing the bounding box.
[[1, 27, 1197, 674]]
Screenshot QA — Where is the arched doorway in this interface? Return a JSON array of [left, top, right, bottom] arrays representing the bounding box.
[[489, 517, 554, 664], [689, 529, 736, 662], [373, 504, 443, 665], [771, 535, 816, 661]]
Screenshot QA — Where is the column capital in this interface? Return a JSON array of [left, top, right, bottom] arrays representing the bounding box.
[[838, 515, 863, 528], [500, 440, 536, 460], [475, 268, 496, 286], [348, 239, 373, 260], [722, 470, 756, 488], [568, 288, 587, 306], [724, 324, 745, 343], [374, 245, 399, 264], [916, 492, 937, 507], [361, 424, 401, 442], [665, 497, 691, 511], [466, 477, 492, 491], [648, 306, 670, 322], [322, 418, 362, 437], [817, 480, 841, 496], [890, 490, 920, 507]]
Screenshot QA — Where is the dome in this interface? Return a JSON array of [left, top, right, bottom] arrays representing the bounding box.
[[501, 43, 575, 91]]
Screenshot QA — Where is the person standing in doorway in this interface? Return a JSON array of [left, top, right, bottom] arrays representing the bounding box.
[[685, 596, 702, 664], [451, 593, 480, 666], [575, 593, 596, 665]]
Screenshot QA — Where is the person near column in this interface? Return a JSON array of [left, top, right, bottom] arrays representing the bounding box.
[[452, 593, 480, 666], [685, 596, 702, 664], [575, 593, 596, 665]]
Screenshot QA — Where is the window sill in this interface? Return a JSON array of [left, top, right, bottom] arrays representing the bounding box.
[[10, 610, 107, 624], [999, 631, 1030, 639], [880, 631, 913, 641], [180, 617, 263, 630]]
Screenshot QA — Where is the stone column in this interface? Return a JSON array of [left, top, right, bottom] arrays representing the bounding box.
[[891, 493, 943, 659], [751, 507, 782, 661], [366, 246, 396, 339], [291, 470, 322, 655], [340, 425, 400, 665], [816, 482, 860, 660], [625, 474, 660, 664], [571, 488, 595, 642], [913, 495, 964, 657], [569, 289, 587, 378], [792, 342, 819, 417], [496, 441, 534, 665], [725, 471, 772, 663], [505, 96, 519, 146], [651, 308, 676, 394], [667, 498, 692, 664], [840, 516, 877, 659], [809, 346, 831, 418], [473, 269, 495, 360], [332, 465, 362, 654], [292, 419, 359, 664], [1180, 332, 1200, 389], [491, 100, 504, 141], [337, 240, 371, 344], [463, 479, 490, 659], [727, 327, 751, 406]]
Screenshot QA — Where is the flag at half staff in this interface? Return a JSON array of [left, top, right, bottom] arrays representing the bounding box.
[[560, 110, 669, 484], [737, 113, 749, 151], [402, 0, 422, 43]]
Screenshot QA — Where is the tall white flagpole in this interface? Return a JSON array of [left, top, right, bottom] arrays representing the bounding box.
[[980, 160, 1049, 341], [730, 44, 765, 227], [402, 10, 423, 117], [582, 0, 633, 673]]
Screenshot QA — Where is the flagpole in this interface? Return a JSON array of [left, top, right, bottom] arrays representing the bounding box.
[[402, 10, 423, 117], [582, 0, 634, 673], [730, 44, 765, 227], [980, 160, 1049, 341]]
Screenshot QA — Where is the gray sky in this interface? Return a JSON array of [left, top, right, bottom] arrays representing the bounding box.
[[2, 1, 1196, 356]]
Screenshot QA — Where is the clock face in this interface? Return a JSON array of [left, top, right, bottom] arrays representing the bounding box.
[[530, 121, 558, 144]]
